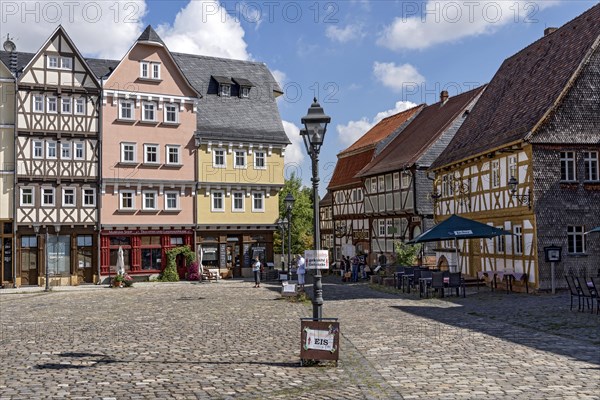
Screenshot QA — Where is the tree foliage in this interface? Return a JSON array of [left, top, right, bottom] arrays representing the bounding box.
[[393, 241, 421, 266], [160, 246, 196, 282]]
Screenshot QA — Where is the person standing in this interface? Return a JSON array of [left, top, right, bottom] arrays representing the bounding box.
[[296, 254, 306, 290], [252, 255, 261, 288], [351, 256, 359, 282]]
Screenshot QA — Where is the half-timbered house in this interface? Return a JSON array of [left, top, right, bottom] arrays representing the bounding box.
[[319, 191, 333, 261], [5, 26, 102, 286], [358, 88, 485, 266], [327, 106, 422, 265], [430, 5, 600, 290]]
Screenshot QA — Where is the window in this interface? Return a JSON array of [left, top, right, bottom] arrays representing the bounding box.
[[495, 227, 505, 253], [83, 188, 95, 207], [491, 160, 500, 188], [513, 225, 523, 255], [378, 176, 385, 192], [140, 61, 160, 80], [152, 63, 160, 79], [119, 100, 134, 120], [47, 235, 70, 275], [47, 97, 57, 113], [241, 86, 250, 98], [393, 173, 400, 190], [584, 151, 599, 181], [567, 226, 586, 254], [234, 150, 246, 168], [47, 141, 57, 159], [166, 145, 180, 165], [120, 191, 135, 210], [142, 102, 156, 122], [33, 141, 43, 158], [370, 178, 377, 193], [140, 61, 149, 78], [560, 151, 576, 181], [252, 192, 264, 212], [164, 104, 178, 123], [20, 187, 34, 206], [74, 143, 84, 160], [143, 191, 157, 210], [213, 149, 226, 168], [121, 143, 136, 163], [385, 174, 392, 191], [232, 191, 244, 212], [402, 171, 411, 188], [62, 188, 75, 207], [254, 151, 266, 169], [378, 220, 386, 237], [60, 57, 72, 70], [386, 219, 394, 237], [144, 144, 159, 164], [170, 237, 184, 246], [42, 187, 55, 207], [75, 98, 85, 115], [211, 191, 224, 212], [165, 192, 179, 211], [61, 142, 71, 159], [77, 235, 93, 271], [48, 56, 58, 68], [220, 84, 231, 97], [508, 156, 517, 181], [33, 95, 44, 113], [61, 97, 72, 114]]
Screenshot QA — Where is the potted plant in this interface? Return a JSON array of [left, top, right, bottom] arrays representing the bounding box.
[[113, 274, 124, 287], [122, 273, 134, 287]]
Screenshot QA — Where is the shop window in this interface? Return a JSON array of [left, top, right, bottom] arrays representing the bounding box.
[[170, 237, 184, 246], [47, 235, 71, 275], [141, 248, 162, 270], [110, 248, 131, 271], [109, 237, 131, 246], [77, 235, 93, 270]]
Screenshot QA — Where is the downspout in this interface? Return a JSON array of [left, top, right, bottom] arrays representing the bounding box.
[[193, 133, 198, 269], [12, 69, 18, 287], [96, 77, 104, 283]]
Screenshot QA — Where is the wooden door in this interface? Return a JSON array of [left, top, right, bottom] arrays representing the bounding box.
[[176, 254, 187, 280]]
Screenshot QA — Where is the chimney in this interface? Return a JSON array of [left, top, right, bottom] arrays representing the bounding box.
[[440, 90, 449, 104], [544, 27, 558, 36]]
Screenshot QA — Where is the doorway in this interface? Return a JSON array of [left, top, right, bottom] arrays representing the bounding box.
[[20, 235, 38, 285], [227, 237, 240, 278]]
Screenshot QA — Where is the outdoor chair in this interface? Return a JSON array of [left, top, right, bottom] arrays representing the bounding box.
[[419, 270, 433, 298], [394, 267, 405, 290], [577, 276, 597, 313], [402, 267, 414, 293], [565, 275, 582, 311], [591, 277, 600, 315], [430, 272, 445, 298], [448, 272, 465, 297], [408, 268, 422, 294]]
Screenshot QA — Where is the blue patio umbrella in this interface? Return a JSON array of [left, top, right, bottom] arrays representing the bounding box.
[[407, 214, 512, 271], [585, 226, 600, 234]]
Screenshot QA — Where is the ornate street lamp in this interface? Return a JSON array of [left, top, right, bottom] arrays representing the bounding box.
[[284, 193, 295, 275], [508, 176, 531, 208], [301, 98, 331, 321], [277, 217, 288, 272]]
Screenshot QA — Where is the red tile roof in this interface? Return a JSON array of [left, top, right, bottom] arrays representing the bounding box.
[[328, 148, 376, 189], [358, 86, 486, 177], [431, 4, 600, 169]]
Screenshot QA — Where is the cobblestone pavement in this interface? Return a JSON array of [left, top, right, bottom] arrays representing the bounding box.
[[0, 278, 598, 399]]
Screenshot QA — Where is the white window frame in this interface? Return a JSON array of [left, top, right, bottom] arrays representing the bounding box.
[[567, 226, 586, 254], [220, 84, 231, 97], [166, 145, 181, 165], [74, 142, 85, 160], [254, 151, 266, 169], [142, 102, 156, 122], [82, 188, 96, 207], [513, 225, 523, 255], [164, 103, 179, 124], [508, 156, 517, 181], [152, 62, 161, 79], [584, 151, 599, 182], [378, 220, 386, 237], [402, 171, 411, 189], [241, 86, 250, 98], [20, 187, 34, 206], [560, 151, 576, 182], [140, 61, 149, 79], [61, 142, 71, 160], [495, 227, 505, 253], [370, 178, 377, 194], [32, 140, 44, 159], [393, 172, 400, 190], [60, 57, 72, 70], [142, 191, 158, 211], [378, 176, 385, 192], [62, 187, 76, 208], [47, 96, 58, 113], [164, 191, 180, 211], [252, 191, 265, 212], [211, 191, 225, 212], [119, 100, 134, 120], [46, 141, 57, 159], [121, 143, 136, 163], [119, 190, 135, 210], [61, 97, 72, 114], [41, 187, 55, 207], [48, 56, 59, 69], [75, 98, 85, 115], [234, 150, 247, 169], [144, 143, 159, 164], [33, 95, 44, 113], [213, 148, 226, 168], [491, 159, 500, 188], [232, 191, 245, 212]]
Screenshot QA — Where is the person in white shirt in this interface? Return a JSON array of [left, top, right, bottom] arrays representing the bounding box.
[[296, 254, 306, 290], [252, 256, 261, 288]]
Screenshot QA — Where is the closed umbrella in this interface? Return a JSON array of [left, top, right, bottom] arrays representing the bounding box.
[[585, 226, 600, 234], [116, 246, 125, 276]]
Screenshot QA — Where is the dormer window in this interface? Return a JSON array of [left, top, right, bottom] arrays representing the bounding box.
[[140, 61, 161, 80], [152, 63, 160, 79], [220, 84, 231, 97], [232, 78, 255, 99], [141, 62, 149, 78], [241, 87, 250, 98], [48, 56, 72, 70]]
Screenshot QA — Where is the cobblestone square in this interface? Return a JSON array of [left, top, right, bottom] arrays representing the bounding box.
[[0, 278, 599, 399]]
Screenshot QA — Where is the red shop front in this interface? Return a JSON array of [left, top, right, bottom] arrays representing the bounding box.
[[100, 229, 193, 277]]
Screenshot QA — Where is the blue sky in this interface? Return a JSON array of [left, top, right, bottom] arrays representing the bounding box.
[[1, 0, 597, 193]]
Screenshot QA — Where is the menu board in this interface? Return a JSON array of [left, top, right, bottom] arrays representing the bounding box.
[[219, 244, 226, 269], [243, 243, 251, 267], [3, 238, 12, 281]]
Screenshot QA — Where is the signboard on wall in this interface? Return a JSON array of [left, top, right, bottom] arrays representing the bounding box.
[[219, 244, 226, 269], [243, 243, 251, 267]]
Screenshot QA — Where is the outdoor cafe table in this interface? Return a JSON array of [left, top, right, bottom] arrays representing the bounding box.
[[419, 276, 450, 298], [478, 271, 529, 294]]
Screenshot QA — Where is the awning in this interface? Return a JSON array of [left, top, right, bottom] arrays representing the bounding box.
[[407, 214, 512, 244]]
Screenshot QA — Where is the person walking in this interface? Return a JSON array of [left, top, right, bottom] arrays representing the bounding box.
[[252, 255, 261, 288], [296, 254, 306, 290], [351, 256, 359, 282]]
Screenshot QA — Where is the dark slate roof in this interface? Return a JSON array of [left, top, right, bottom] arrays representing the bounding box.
[[172, 52, 289, 145], [0, 51, 34, 74], [431, 4, 600, 169], [212, 75, 234, 85], [319, 191, 332, 206], [232, 77, 255, 87], [137, 25, 165, 46], [359, 86, 486, 177]]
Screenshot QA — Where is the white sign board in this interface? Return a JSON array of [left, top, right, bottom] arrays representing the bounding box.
[[342, 244, 355, 257], [305, 328, 335, 351], [304, 250, 329, 270], [282, 282, 296, 296]]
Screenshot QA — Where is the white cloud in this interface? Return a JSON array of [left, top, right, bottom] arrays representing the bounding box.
[[0, 0, 147, 59], [157, 0, 250, 60], [336, 100, 417, 147], [271, 69, 287, 86], [325, 24, 365, 43], [373, 62, 425, 92], [282, 120, 305, 165], [377, 1, 561, 51]]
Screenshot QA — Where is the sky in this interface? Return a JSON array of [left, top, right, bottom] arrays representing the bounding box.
[[0, 0, 597, 194]]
